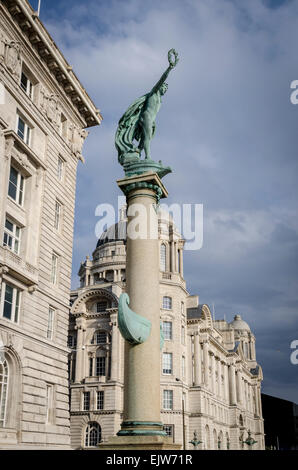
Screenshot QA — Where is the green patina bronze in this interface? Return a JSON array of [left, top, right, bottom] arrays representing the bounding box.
[[117, 421, 167, 437], [118, 293, 151, 345], [115, 49, 179, 179], [118, 294, 166, 349], [122, 181, 163, 203]]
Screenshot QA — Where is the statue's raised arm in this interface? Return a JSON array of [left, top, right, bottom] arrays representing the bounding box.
[[149, 49, 179, 95], [115, 49, 179, 179]]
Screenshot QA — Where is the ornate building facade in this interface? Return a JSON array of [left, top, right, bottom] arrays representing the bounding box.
[[0, 0, 101, 448], [69, 209, 265, 450]]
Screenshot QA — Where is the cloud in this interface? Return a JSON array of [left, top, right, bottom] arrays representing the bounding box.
[[42, 0, 298, 403]]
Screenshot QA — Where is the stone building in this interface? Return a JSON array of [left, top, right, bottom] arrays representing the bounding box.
[[69, 209, 265, 450], [0, 0, 101, 448]]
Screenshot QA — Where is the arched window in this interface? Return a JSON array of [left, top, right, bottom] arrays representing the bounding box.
[[0, 359, 9, 427], [213, 429, 217, 450], [160, 244, 166, 272], [85, 422, 101, 447], [162, 296, 172, 310], [205, 425, 210, 449]]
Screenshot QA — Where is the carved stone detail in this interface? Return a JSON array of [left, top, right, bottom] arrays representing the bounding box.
[[69, 124, 88, 158], [4, 40, 21, 79]]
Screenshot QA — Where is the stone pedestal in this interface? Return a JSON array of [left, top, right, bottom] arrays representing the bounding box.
[[99, 435, 181, 450]]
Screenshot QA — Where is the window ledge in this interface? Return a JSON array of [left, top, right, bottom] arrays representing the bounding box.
[[4, 130, 46, 170], [0, 246, 38, 286]]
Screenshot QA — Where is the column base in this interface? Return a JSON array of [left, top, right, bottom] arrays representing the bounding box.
[[98, 435, 182, 450]]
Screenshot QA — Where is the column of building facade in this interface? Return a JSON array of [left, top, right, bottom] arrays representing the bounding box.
[[236, 369, 242, 406], [224, 362, 229, 403], [203, 341, 209, 388], [228, 362, 237, 405], [109, 311, 119, 382], [210, 353, 216, 394], [194, 333, 201, 386], [179, 245, 183, 278], [75, 315, 87, 382], [170, 239, 175, 272]]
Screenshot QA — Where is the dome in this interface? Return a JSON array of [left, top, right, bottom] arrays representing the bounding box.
[[229, 314, 250, 332], [96, 220, 127, 248]]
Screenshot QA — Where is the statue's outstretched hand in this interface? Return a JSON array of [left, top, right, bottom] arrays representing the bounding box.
[[168, 48, 179, 68]]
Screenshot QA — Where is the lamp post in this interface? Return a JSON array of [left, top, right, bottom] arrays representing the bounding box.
[[176, 378, 186, 449], [189, 430, 203, 450]]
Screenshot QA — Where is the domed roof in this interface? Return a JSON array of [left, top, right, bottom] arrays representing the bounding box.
[[229, 314, 250, 332], [96, 220, 127, 248]]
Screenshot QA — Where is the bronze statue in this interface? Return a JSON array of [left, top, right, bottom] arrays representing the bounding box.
[[115, 49, 179, 170]]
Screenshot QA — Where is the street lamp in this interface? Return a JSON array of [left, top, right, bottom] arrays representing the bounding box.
[[189, 430, 203, 450], [175, 378, 186, 450]]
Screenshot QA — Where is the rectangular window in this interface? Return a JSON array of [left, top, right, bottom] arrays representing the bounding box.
[[68, 334, 77, 348], [54, 200, 62, 230], [94, 332, 106, 344], [83, 392, 90, 411], [3, 218, 21, 254], [163, 390, 173, 410], [1, 282, 20, 323], [89, 358, 93, 377], [97, 391, 104, 410], [96, 357, 106, 376], [51, 253, 58, 285], [20, 71, 33, 98], [57, 156, 64, 181], [17, 115, 31, 145], [47, 307, 55, 339], [8, 166, 25, 206], [162, 352, 173, 375], [46, 384, 54, 424], [162, 321, 172, 340], [162, 296, 172, 310], [163, 425, 174, 437]]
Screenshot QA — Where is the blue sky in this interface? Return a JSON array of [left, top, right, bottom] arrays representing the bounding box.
[[32, 0, 298, 403]]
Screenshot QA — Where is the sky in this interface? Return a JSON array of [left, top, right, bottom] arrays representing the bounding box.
[[32, 0, 298, 403]]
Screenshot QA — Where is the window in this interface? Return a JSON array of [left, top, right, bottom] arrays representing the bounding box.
[[162, 321, 172, 340], [51, 253, 58, 285], [97, 302, 107, 313], [83, 392, 90, 411], [182, 356, 185, 378], [47, 307, 55, 339], [46, 384, 54, 424], [162, 296, 172, 310], [0, 359, 8, 428], [0, 282, 20, 323], [181, 301, 184, 315], [181, 325, 185, 345], [160, 244, 166, 271], [93, 331, 106, 344], [96, 357, 106, 376], [162, 352, 173, 375], [89, 358, 93, 376], [8, 166, 24, 206], [85, 422, 101, 447], [3, 218, 21, 254], [163, 425, 174, 437], [57, 156, 64, 181], [17, 115, 30, 145], [54, 200, 62, 230], [68, 334, 77, 348], [20, 71, 33, 98], [163, 390, 173, 410], [97, 391, 104, 410]]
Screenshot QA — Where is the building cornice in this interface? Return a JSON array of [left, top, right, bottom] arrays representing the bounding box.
[[2, 0, 102, 128]]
